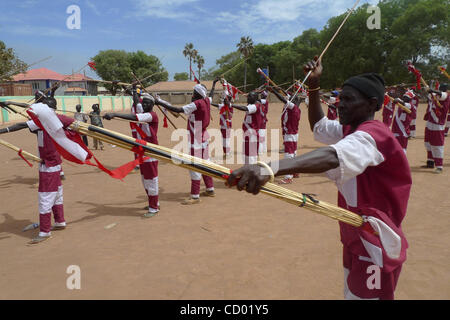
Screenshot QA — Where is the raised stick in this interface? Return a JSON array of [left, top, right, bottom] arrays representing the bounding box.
[[290, 0, 360, 102]]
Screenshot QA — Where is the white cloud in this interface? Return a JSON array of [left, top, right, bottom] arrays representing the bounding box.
[[212, 0, 371, 44], [135, 0, 200, 19], [85, 0, 102, 16], [1, 25, 80, 38]]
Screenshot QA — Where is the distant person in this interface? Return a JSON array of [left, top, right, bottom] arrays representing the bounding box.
[[74, 104, 89, 147], [89, 104, 104, 150]]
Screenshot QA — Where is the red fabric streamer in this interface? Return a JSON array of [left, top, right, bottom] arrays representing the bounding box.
[[407, 62, 422, 90], [163, 115, 168, 128], [383, 95, 390, 106], [26, 110, 152, 181], [88, 61, 96, 70], [18, 149, 33, 167], [190, 66, 200, 84]]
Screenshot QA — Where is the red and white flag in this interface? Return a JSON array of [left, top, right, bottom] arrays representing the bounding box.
[[190, 66, 200, 84], [222, 79, 240, 101]]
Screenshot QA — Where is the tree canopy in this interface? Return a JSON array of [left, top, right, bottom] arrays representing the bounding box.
[[0, 41, 28, 81], [91, 49, 168, 91], [205, 0, 449, 90]]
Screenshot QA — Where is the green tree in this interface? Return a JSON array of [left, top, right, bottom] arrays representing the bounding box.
[[195, 55, 205, 80], [0, 41, 28, 81], [237, 36, 254, 91], [183, 43, 196, 80], [92, 50, 168, 94], [174, 72, 189, 81]]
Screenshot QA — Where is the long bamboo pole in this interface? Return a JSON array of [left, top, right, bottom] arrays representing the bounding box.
[[0, 138, 41, 163], [69, 120, 363, 227], [8, 102, 364, 227]]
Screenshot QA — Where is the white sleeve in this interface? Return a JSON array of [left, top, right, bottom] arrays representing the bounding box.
[[329, 97, 337, 104], [136, 103, 144, 113], [286, 101, 295, 110], [208, 97, 212, 104], [246, 104, 257, 114], [326, 131, 385, 185], [439, 92, 448, 101], [261, 99, 267, 104], [404, 102, 411, 110], [26, 120, 39, 132], [182, 102, 197, 115], [313, 117, 344, 145], [136, 113, 153, 123]]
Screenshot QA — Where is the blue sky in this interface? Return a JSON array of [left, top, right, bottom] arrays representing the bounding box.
[[0, 0, 377, 80]]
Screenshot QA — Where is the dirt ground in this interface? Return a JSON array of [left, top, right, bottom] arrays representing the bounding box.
[[0, 102, 449, 300]]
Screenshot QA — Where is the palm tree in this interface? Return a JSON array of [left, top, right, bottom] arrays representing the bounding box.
[[196, 55, 205, 81], [182, 43, 195, 80], [236, 36, 254, 91]]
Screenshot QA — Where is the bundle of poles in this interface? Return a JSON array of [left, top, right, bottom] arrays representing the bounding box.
[[69, 120, 363, 227]]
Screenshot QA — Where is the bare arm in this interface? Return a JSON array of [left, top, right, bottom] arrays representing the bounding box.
[[227, 147, 339, 194], [155, 98, 185, 113], [304, 56, 324, 131], [209, 78, 220, 98], [268, 87, 287, 104], [3, 101, 30, 108], [231, 104, 248, 112], [0, 122, 29, 134], [103, 113, 137, 121]]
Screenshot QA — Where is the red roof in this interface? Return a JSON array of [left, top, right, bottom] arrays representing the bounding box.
[[64, 73, 93, 82], [64, 87, 87, 92], [13, 68, 94, 82], [13, 68, 64, 81]]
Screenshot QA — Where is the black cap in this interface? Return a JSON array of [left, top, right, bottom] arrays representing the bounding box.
[[343, 73, 385, 111]]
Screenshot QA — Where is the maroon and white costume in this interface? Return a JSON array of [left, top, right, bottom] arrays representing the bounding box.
[[219, 99, 233, 155], [382, 95, 396, 128], [445, 111, 450, 136], [408, 92, 420, 138], [424, 92, 450, 169], [242, 103, 263, 164], [135, 110, 159, 214], [182, 85, 214, 198], [281, 100, 301, 179], [391, 93, 414, 153], [327, 97, 339, 121], [258, 98, 269, 154], [314, 117, 411, 300], [26, 112, 74, 237]]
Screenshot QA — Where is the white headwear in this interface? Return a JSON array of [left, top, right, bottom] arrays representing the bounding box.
[[141, 93, 155, 103], [194, 84, 207, 98]]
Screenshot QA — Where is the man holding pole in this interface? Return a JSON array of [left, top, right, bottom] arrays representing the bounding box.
[[154, 79, 219, 204], [104, 94, 160, 217], [0, 97, 72, 244], [423, 83, 450, 173], [228, 57, 411, 300]]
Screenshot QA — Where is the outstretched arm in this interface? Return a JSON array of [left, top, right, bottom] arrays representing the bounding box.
[[230, 104, 248, 112], [227, 147, 339, 194], [155, 97, 184, 113], [103, 112, 137, 121], [304, 56, 324, 131], [209, 77, 220, 98], [0, 122, 29, 134], [2, 101, 30, 108], [268, 87, 287, 104]]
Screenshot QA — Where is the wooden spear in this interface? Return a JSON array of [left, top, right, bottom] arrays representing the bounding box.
[[290, 0, 360, 102], [130, 72, 180, 129]]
